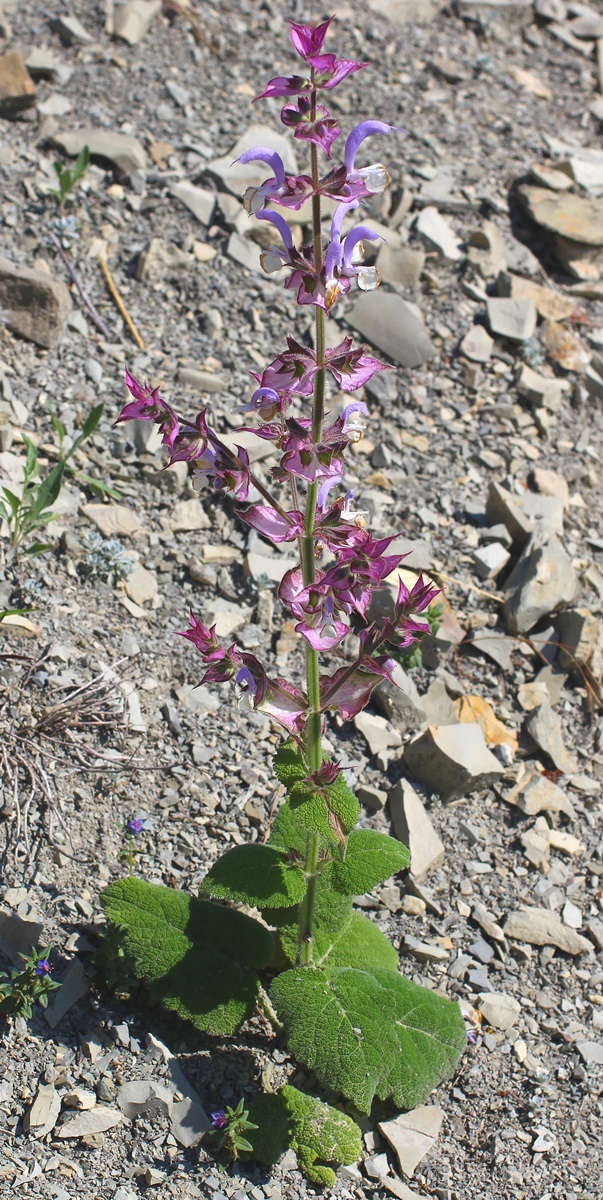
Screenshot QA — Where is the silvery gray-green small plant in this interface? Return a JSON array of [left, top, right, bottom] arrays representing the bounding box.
[[82, 529, 135, 585]]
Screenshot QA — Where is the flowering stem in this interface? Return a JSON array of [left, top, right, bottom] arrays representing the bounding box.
[[297, 121, 325, 967]]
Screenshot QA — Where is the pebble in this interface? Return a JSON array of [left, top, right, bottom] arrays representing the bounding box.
[[388, 778, 445, 881], [346, 290, 436, 369], [486, 297, 537, 342], [460, 323, 494, 362], [504, 908, 593, 955], [503, 531, 578, 635], [477, 991, 521, 1030], [169, 181, 216, 227], [0, 255, 71, 348], [404, 723, 503, 802], [114, 0, 162, 46], [415, 206, 463, 262], [378, 1106, 443, 1178], [57, 1107, 122, 1138], [82, 504, 142, 538]]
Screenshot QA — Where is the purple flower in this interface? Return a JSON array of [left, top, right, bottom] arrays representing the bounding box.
[[115, 371, 180, 453], [281, 97, 341, 157], [240, 505, 304, 543], [289, 16, 334, 59], [320, 656, 394, 720], [344, 120, 392, 195], [324, 202, 382, 309], [166, 410, 212, 466], [177, 612, 223, 661], [35, 959, 51, 977], [324, 338, 388, 392], [211, 1109, 227, 1129], [306, 52, 369, 91], [127, 817, 145, 835], [239, 148, 311, 214], [466, 1028, 478, 1046]]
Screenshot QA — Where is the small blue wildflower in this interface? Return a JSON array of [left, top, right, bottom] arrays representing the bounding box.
[[35, 959, 51, 977], [211, 1109, 227, 1129], [466, 1028, 478, 1045], [127, 818, 145, 835]]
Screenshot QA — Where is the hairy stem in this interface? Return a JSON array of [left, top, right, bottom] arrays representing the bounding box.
[[297, 116, 326, 967]]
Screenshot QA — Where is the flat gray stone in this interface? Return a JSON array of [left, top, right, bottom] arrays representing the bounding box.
[[377, 243, 425, 290], [0, 255, 71, 349], [117, 1079, 173, 1119], [404, 723, 503, 802], [504, 907, 592, 955], [378, 1106, 443, 1178], [170, 1095, 211, 1147], [576, 1040, 603, 1065], [169, 181, 215, 227], [44, 959, 88, 1029], [518, 184, 603, 246], [0, 908, 43, 964], [389, 779, 444, 881], [478, 991, 521, 1030], [376, 660, 427, 733], [135, 238, 191, 281], [415, 206, 463, 261], [460, 323, 494, 362], [345, 291, 436, 368], [486, 296, 537, 342], [50, 14, 94, 43], [114, 0, 162, 45], [50, 127, 148, 173], [526, 703, 578, 775], [508, 773, 575, 819], [227, 232, 263, 273], [354, 711, 401, 757], [57, 1107, 122, 1138], [81, 503, 142, 538], [516, 363, 565, 411], [503, 530, 578, 634]]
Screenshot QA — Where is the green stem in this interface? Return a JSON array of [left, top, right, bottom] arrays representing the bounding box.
[[296, 120, 326, 967]]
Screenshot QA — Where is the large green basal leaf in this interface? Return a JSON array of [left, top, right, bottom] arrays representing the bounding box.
[[246, 1085, 361, 1186], [200, 844, 305, 908], [271, 965, 466, 1114], [373, 967, 467, 1111], [271, 966, 399, 1113], [329, 829, 410, 895], [100, 877, 274, 1036]]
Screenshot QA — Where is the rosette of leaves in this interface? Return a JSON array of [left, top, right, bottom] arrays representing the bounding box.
[[100, 742, 466, 1115]]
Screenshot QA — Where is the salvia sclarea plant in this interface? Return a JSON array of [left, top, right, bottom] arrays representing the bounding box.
[[101, 16, 466, 1179]]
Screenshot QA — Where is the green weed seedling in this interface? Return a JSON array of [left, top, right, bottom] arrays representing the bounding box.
[[49, 145, 90, 208], [0, 947, 60, 1020]]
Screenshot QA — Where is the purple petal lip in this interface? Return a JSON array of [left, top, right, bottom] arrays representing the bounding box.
[[238, 147, 286, 188], [255, 209, 294, 251], [344, 120, 392, 173]]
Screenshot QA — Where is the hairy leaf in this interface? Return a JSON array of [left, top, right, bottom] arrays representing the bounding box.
[[273, 742, 360, 844], [268, 799, 309, 857], [271, 965, 465, 1113], [269, 879, 352, 966], [271, 966, 398, 1113], [100, 877, 274, 1036], [247, 1085, 361, 1186], [329, 829, 410, 895], [323, 911, 398, 971], [200, 844, 305, 908], [373, 967, 467, 1110], [273, 739, 308, 788]]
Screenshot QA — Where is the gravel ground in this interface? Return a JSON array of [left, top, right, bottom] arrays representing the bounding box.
[[1, 1, 603, 1198]]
